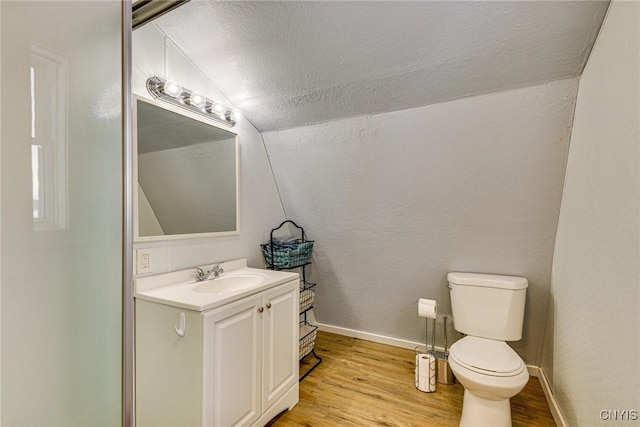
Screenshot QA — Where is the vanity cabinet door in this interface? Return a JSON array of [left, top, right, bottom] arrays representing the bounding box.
[[135, 301, 204, 427], [203, 293, 262, 427], [262, 281, 299, 411]]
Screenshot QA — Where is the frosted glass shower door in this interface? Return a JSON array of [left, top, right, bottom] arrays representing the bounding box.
[[1, 1, 123, 425]]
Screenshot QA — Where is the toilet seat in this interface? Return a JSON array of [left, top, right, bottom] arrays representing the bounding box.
[[450, 336, 525, 377]]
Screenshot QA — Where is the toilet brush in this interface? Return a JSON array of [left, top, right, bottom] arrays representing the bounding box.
[[444, 315, 448, 358], [436, 315, 456, 385]]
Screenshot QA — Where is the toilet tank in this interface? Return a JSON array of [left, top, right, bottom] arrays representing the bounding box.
[[448, 272, 528, 341]]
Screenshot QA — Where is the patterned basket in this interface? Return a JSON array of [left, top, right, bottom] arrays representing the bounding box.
[[299, 322, 318, 360], [261, 239, 314, 269], [300, 282, 316, 313]]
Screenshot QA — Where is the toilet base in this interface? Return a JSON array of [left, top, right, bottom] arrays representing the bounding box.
[[459, 389, 512, 427]]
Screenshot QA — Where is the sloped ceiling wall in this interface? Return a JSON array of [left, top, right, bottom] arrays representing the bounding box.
[[155, 1, 608, 131], [547, 1, 639, 423], [263, 79, 578, 365]]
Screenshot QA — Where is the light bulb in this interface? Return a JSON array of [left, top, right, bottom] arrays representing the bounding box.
[[163, 80, 182, 98], [212, 103, 226, 115], [230, 110, 241, 122], [189, 92, 207, 109]]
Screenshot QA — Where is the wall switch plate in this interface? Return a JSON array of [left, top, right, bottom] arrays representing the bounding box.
[[136, 249, 152, 274]]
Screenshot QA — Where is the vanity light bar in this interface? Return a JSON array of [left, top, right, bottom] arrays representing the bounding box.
[[146, 76, 238, 127]]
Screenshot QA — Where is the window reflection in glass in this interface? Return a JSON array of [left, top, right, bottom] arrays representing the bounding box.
[[30, 44, 68, 229]]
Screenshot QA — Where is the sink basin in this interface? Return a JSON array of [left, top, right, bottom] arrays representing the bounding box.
[[193, 274, 267, 294]]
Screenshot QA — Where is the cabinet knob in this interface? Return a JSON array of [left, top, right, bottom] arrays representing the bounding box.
[[258, 307, 264, 313], [266, 302, 272, 309]]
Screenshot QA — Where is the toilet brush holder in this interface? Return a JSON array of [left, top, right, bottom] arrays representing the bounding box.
[[436, 315, 456, 385], [435, 352, 456, 385]]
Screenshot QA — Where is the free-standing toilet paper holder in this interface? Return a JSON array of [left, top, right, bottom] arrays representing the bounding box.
[[417, 313, 456, 386], [415, 299, 437, 393], [415, 301, 456, 389], [415, 316, 437, 393]]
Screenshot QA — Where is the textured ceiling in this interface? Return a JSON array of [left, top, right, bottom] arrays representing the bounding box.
[[155, 1, 609, 132]]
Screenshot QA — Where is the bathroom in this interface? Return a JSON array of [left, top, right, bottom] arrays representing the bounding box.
[[0, 0, 638, 426]]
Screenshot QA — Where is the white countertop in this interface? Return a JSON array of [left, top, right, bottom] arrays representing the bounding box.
[[134, 259, 299, 312]]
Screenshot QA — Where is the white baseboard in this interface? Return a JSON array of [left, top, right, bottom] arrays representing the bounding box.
[[316, 322, 442, 352], [316, 322, 540, 378], [538, 368, 568, 427]]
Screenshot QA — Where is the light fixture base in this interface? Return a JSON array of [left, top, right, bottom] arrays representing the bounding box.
[[146, 76, 237, 127]]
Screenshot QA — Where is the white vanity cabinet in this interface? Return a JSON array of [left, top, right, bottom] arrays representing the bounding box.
[[136, 278, 299, 427]]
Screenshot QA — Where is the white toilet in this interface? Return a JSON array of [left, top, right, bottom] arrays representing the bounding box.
[[447, 272, 529, 427]]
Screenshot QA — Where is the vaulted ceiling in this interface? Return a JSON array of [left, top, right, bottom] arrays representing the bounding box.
[[155, 1, 609, 132]]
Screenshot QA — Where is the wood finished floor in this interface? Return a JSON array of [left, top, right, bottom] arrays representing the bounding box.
[[272, 331, 556, 427]]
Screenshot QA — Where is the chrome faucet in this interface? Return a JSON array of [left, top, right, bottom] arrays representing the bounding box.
[[195, 264, 224, 282]]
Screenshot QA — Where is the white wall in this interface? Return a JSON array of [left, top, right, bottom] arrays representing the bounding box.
[[544, 1, 639, 425], [132, 24, 286, 275], [263, 78, 578, 364]]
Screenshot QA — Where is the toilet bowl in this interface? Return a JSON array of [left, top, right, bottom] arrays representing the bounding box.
[[447, 272, 529, 427], [448, 336, 529, 427]]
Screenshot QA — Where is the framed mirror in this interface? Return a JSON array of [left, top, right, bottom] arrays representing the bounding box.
[[133, 96, 239, 241]]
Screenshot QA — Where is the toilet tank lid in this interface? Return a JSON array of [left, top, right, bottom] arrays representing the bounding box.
[[447, 272, 528, 290]]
